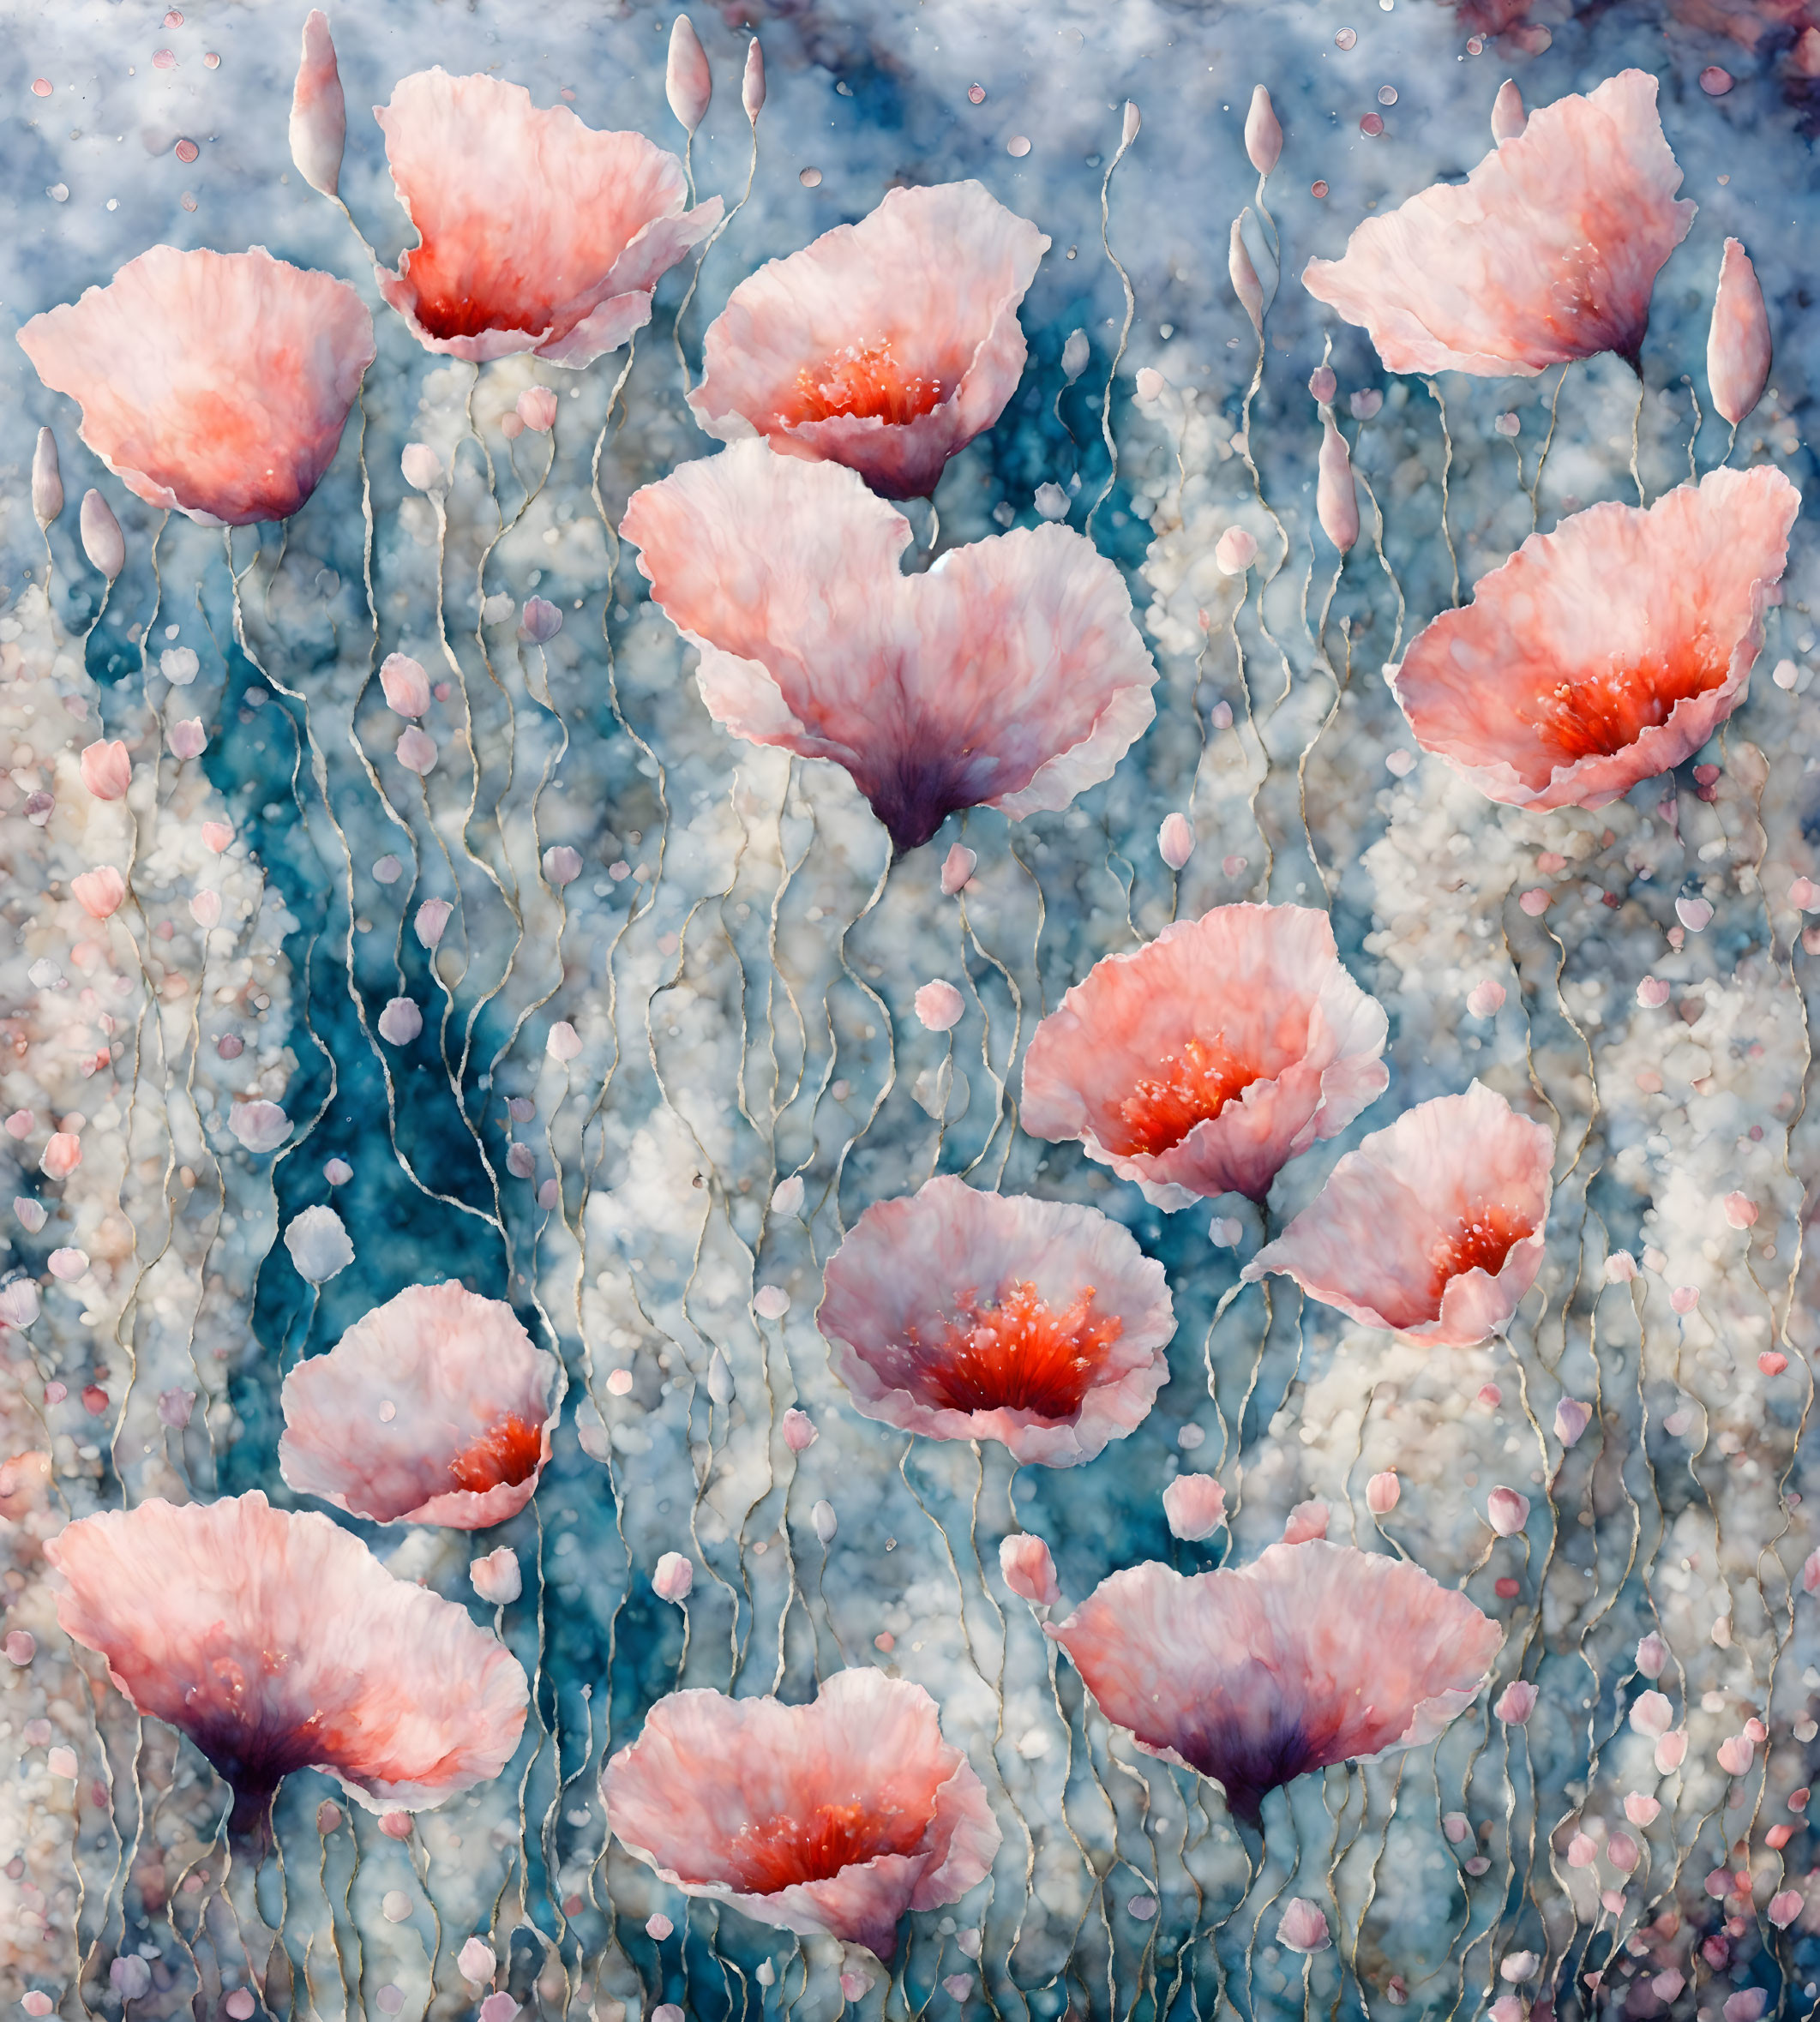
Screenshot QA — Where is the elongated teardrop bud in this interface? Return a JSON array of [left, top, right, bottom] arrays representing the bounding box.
[[1709, 237, 1771, 427], [1491, 79, 1526, 143], [667, 15, 712, 135], [80, 490, 124, 580], [1122, 100, 1141, 148], [1229, 215, 1264, 333], [1317, 417, 1359, 554], [290, 9, 345, 199], [1245, 86, 1282, 174], [32, 428, 62, 530], [742, 37, 765, 124]]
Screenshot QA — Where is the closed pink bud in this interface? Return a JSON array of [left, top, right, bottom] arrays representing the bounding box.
[[1487, 1485, 1529, 1537], [1554, 1397, 1591, 1447], [1629, 1689, 1673, 1737], [1215, 526, 1258, 576], [41, 1133, 81, 1180], [940, 843, 976, 896], [414, 898, 452, 948], [1716, 1733, 1755, 1775], [379, 1809, 413, 1840], [471, 1546, 520, 1606], [1158, 813, 1194, 870], [1491, 79, 1526, 143], [400, 443, 443, 493], [666, 15, 712, 135], [1636, 1631, 1667, 1677], [80, 740, 132, 801], [169, 718, 207, 760], [999, 1532, 1060, 1608], [783, 1407, 817, 1453], [1317, 417, 1359, 554], [1494, 1680, 1537, 1725], [81, 489, 123, 580], [1770, 1888, 1804, 1928], [1162, 1473, 1227, 1541], [1709, 238, 1771, 428], [32, 428, 63, 530], [653, 1551, 694, 1603], [1566, 1832, 1597, 1868], [915, 980, 964, 1032], [73, 867, 126, 920], [381, 652, 430, 717], [1366, 1470, 1400, 1515], [1308, 365, 1337, 404], [1282, 1498, 1328, 1544], [290, 10, 345, 197], [1653, 1729, 1688, 1773], [1122, 101, 1141, 148], [1276, 1899, 1330, 1954], [1244, 86, 1282, 174], [516, 387, 559, 434], [742, 37, 766, 123], [1229, 217, 1264, 333]]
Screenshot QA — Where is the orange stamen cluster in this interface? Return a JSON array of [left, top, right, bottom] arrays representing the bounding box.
[[1522, 637, 1726, 764], [921, 1281, 1123, 1420], [1114, 1034, 1259, 1155], [786, 338, 945, 427], [1425, 1203, 1535, 1313], [447, 1414, 544, 1493], [724, 1798, 922, 1893]]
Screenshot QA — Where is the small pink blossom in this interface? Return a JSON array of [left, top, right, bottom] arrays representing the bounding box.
[[1654, 1729, 1688, 1773], [457, 1936, 496, 1982], [545, 1020, 582, 1062], [72, 867, 126, 920], [201, 820, 233, 852], [169, 717, 207, 759], [515, 387, 559, 434], [1245, 86, 1282, 175], [999, 1533, 1060, 1607], [1554, 1398, 1591, 1446], [653, 1551, 694, 1603], [1494, 1680, 1537, 1725], [1605, 1250, 1638, 1283], [1158, 813, 1195, 870], [1487, 1486, 1529, 1538], [1770, 1887, 1804, 1928], [1629, 1689, 1673, 1737], [1366, 1470, 1400, 1515], [1723, 1191, 1758, 1229], [81, 490, 124, 579], [399, 443, 443, 492], [80, 740, 131, 801], [915, 981, 964, 1032], [40, 1133, 81, 1180], [1308, 365, 1337, 404], [1466, 979, 1505, 1017], [1566, 1831, 1597, 1867], [1669, 1285, 1698, 1314], [49, 1247, 89, 1281], [519, 597, 562, 644], [377, 997, 423, 1046], [1607, 1830, 1638, 1871], [1276, 1899, 1330, 1954], [1215, 527, 1259, 576], [782, 1408, 817, 1453], [543, 845, 582, 887], [1317, 416, 1358, 554], [1716, 1733, 1755, 1775], [940, 844, 976, 896], [381, 653, 430, 717], [664, 15, 712, 134], [1635, 1631, 1667, 1677], [1162, 1473, 1227, 1541]]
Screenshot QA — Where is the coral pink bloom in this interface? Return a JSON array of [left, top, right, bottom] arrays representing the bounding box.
[[18, 247, 375, 526], [1049, 1541, 1500, 1825], [45, 1491, 527, 1837], [1244, 1082, 1554, 1347], [601, 1669, 1000, 1959], [1302, 71, 1694, 376], [623, 443, 1156, 854], [688, 182, 1048, 500], [373, 70, 719, 368], [1389, 467, 1798, 810], [818, 1175, 1173, 1467], [279, 1284, 562, 1528], [1020, 904, 1388, 1209]]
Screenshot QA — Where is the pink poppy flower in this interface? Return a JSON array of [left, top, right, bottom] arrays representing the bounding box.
[[1302, 71, 1695, 376], [600, 1669, 1000, 1959], [1388, 466, 1798, 810], [622, 442, 1156, 854], [279, 1283, 563, 1528], [1020, 904, 1389, 1209], [18, 247, 375, 526], [373, 70, 719, 368], [45, 1491, 528, 1837], [687, 182, 1048, 500], [1048, 1541, 1500, 1825], [817, 1175, 1174, 1467], [1243, 1082, 1554, 1347]]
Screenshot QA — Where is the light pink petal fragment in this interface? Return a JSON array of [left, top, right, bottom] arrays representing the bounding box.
[[72, 867, 125, 921], [169, 718, 207, 759], [1022, 903, 1388, 1208], [81, 740, 132, 801], [601, 1670, 1000, 1960], [1049, 1543, 1499, 1824], [1303, 70, 1695, 376], [1276, 1899, 1330, 1953], [1366, 1470, 1399, 1515], [818, 1175, 1173, 1467], [290, 9, 346, 198], [1495, 1681, 1537, 1724], [471, 1547, 521, 1607], [915, 981, 964, 1032], [688, 182, 1048, 499], [40, 1134, 81, 1180], [1158, 813, 1195, 870], [999, 1533, 1060, 1607], [415, 899, 453, 948], [515, 386, 559, 434], [623, 443, 1156, 854], [373, 70, 719, 368], [381, 653, 431, 717], [1216, 527, 1258, 576], [21, 249, 374, 526], [1709, 237, 1771, 428], [1162, 1473, 1227, 1541], [45, 1491, 528, 1833], [280, 1283, 562, 1529], [1491, 79, 1527, 144]]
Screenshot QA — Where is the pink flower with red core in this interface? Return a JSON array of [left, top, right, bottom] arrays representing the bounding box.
[[1021, 904, 1388, 1210], [1302, 71, 1694, 378], [1387, 467, 1798, 812], [1244, 1082, 1553, 1347], [19, 247, 375, 526], [622, 442, 1156, 855], [600, 1669, 1000, 1960], [45, 1491, 528, 1839], [1000, 1533, 1060, 1608], [1049, 1542, 1499, 1827], [279, 1283, 563, 1529], [372, 70, 719, 369], [687, 182, 1048, 501], [817, 1175, 1173, 1468]]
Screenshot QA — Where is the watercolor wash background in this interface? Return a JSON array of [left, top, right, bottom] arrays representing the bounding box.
[[0, 0, 1817, 2019]]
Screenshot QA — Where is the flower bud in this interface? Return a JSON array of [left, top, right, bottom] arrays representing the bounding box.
[[742, 37, 766, 123], [1215, 526, 1258, 576], [1486, 1485, 1529, 1537], [1491, 78, 1526, 143], [80, 740, 132, 801], [653, 1551, 694, 1603], [1158, 813, 1194, 870], [1366, 1470, 1400, 1515], [1709, 237, 1771, 428], [381, 652, 431, 717], [999, 1533, 1060, 1607], [666, 15, 712, 135], [290, 9, 346, 198], [516, 387, 559, 435], [72, 867, 126, 921], [1317, 416, 1359, 554], [1244, 86, 1282, 174], [1276, 1899, 1330, 1954], [81, 490, 123, 580], [32, 429, 62, 531], [783, 1407, 816, 1453], [1229, 216, 1264, 333]]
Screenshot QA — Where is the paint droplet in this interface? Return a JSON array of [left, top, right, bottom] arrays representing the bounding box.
[[1336, 26, 1357, 45], [968, 83, 986, 103], [1360, 111, 1385, 135], [47, 183, 68, 202], [799, 166, 821, 187], [164, 7, 185, 22], [175, 137, 199, 162], [1378, 83, 1398, 103], [203, 51, 219, 68], [1311, 179, 1329, 197], [1466, 34, 1484, 51], [31, 77, 52, 97], [180, 191, 197, 211], [1007, 134, 1031, 156], [379, 1400, 397, 1422], [153, 48, 177, 69], [1700, 64, 1733, 93]]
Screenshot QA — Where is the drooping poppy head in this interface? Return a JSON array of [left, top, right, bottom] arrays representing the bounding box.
[[374, 69, 721, 366], [601, 1669, 1000, 1959], [279, 1282, 562, 1528], [45, 1491, 528, 1838], [687, 181, 1048, 500], [622, 442, 1157, 854], [817, 1176, 1174, 1467], [1020, 904, 1389, 1209], [18, 246, 375, 526], [1049, 1542, 1501, 1824], [1388, 466, 1798, 810], [1244, 1080, 1554, 1347], [1302, 69, 1695, 377]]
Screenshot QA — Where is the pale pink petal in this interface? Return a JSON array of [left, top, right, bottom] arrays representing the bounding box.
[[688, 182, 1048, 499], [1020, 903, 1388, 1209], [1389, 467, 1798, 810], [1303, 71, 1695, 375], [20, 248, 375, 525], [818, 1175, 1172, 1467], [381, 652, 431, 717], [373, 70, 719, 368], [999, 1533, 1060, 1607], [72, 867, 126, 921], [622, 443, 1156, 854], [1708, 237, 1771, 427], [279, 1283, 563, 1528], [1049, 1542, 1500, 1825], [290, 9, 346, 198], [1162, 1474, 1227, 1541], [45, 1491, 527, 1834], [80, 740, 132, 801], [601, 1670, 1000, 1960], [1245, 1082, 1554, 1347]]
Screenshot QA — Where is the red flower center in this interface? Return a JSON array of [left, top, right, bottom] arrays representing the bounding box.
[[724, 1798, 925, 1893], [1424, 1202, 1535, 1316], [916, 1281, 1123, 1420], [447, 1414, 544, 1493], [1522, 634, 1727, 765], [1113, 1034, 1261, 1155], [786, 339, 946, 427]]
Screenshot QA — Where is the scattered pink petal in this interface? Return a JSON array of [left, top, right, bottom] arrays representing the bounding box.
[[49, 1247, 90, 1281], [40, 1133, 81, 1181], [1162, 1473, 1227, 1541], [545, 1020, 582, 1062], [1770, 1887, 1804, 1928], [1487, 1486, 1529, 1537], [519, 597, 562, 644], [1282, 1498, 1329, 1544], [1761, 1350, 1789, 1375], [1276, 1898, 1330, 1954], [1654, 1729, 1688, 1773], [915, 980, 964, 1032], [1216, 527, 1259, 576], [515, 387, 559, 434], [415, 899, 453, 949], [381, 653, 430, 717], [782, 1407, 817, 1453], [79, 740, 131, 801], [1466, 979, 1505, 1017], [1676, 896, 1714, 933], [1554, 1398, 1591, 1447], [169, 718, 207, 759], [1000, 1532, 1060, 1607], [754, 1285, 790, 1319], [396, 727, 438, 775], [1669, 1285, 1698, 1315], [72, 867, 126, 921], [1158, 812, 1195, 870], [457, 1936, 496, 1982], [1494, 1680, 1537, 1725], [653, 1551, 694, 1603], [940, 843, 976, 896], [1367, 1470, 1400, 1515]]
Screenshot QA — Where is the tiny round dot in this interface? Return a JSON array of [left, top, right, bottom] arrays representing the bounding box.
[[1007, 134, 1031, 156], [1466, 33, 1484, 50], [1377, 83, 1398, 104], [1311, 179, 1330, 197], [799, 166, 821, 187], [968, 83, 986, 104], [30, 78, 51, 97], [1360, 111, 1385, 135], [1700, 64, 1733, 93], [1335, 26, 1357, 45], [174, 137, 199, 162], [202, 51, 220, 68]]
